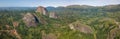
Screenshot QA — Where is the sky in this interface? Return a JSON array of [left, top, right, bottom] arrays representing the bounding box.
[[0, 0, 120, 7]]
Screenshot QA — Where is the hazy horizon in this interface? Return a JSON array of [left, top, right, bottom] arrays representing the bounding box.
[[0, 0, 120, 7]]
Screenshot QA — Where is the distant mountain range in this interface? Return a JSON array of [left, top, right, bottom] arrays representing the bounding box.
[[0, 4, 120, 12], [46, 4, 120, 12]]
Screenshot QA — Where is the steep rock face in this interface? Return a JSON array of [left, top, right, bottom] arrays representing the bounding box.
[[23, 13, 39, 27], [36, 6, 48, 16], [69, 21, 93, 34], [49, 12, 58, 19]]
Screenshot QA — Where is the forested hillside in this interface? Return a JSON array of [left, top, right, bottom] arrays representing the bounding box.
[[0, 4, 120, 39]]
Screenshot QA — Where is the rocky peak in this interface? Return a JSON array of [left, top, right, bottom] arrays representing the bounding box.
[[36, 6, 48, 16]]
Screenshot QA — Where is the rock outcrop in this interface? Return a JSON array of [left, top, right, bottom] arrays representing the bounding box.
[[22, 13, 39, 27], [69, 21, 93, 34], [49, 12, 58, 19], [36, 6, 48, 16], [23, 6, 58, 26]]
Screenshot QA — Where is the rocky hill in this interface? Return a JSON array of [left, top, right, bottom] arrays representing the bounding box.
[[36, 6, 48, 16]]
